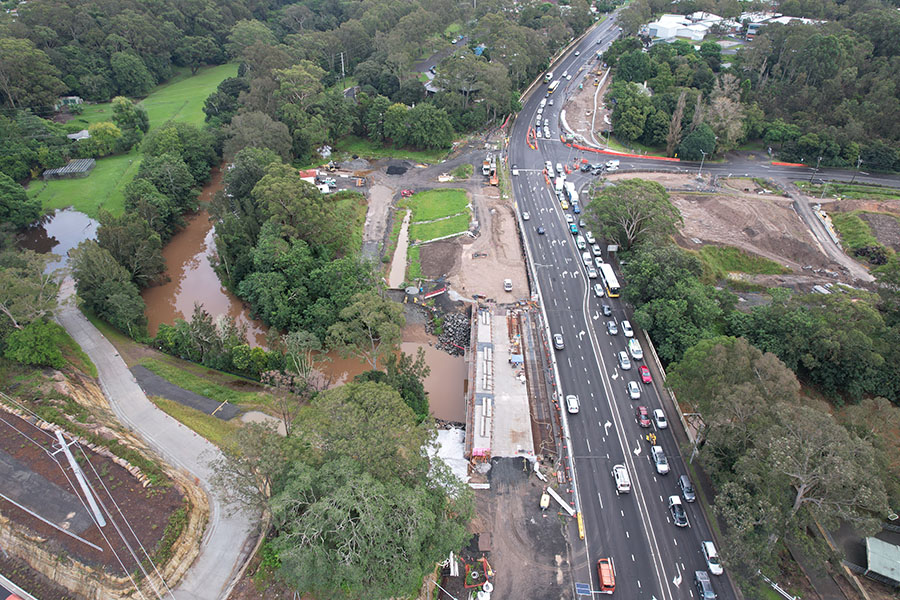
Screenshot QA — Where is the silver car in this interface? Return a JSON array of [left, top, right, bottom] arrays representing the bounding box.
[[618, 351, 631, 370], [626, 380, 641, 400], [651, 445, 669, 474]]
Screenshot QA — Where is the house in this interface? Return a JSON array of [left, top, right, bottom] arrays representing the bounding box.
[[298, 169, 318, 185], [647, 13, 714, 41]]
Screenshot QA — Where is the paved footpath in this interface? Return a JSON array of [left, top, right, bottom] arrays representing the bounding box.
[[56, 278, 257, 600]]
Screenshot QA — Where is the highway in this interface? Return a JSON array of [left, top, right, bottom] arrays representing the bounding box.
[[509, 17, 735, 600]]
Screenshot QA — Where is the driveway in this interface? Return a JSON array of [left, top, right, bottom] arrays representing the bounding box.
[[55, 278, 258, 600]]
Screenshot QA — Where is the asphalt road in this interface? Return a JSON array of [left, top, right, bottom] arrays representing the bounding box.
[[509, 17, 739, 600]]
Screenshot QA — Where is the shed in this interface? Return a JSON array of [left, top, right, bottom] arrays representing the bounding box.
[[42, 159, 96, 180], [66, 129, 91, 141], [866, 537, 900, 587]]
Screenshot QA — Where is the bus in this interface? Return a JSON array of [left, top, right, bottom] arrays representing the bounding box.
[[544, 71, 554, 83], [598, 263, 620, 298], [548, 80, 560, 93]]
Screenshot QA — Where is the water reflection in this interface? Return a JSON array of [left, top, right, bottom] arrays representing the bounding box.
[[17, 208, 98, 273]]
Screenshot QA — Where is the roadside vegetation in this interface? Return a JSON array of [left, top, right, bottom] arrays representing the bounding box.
[[451, 163, 474, 180], [697, 245, 790, 281], [830, 211, 892, 265], [148, 396, 238, 447], [797, 181, 900, 201]]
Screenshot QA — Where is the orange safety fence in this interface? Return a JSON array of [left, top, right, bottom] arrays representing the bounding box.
[[771, 161, 806, 167], [569, 143, 681, 162]]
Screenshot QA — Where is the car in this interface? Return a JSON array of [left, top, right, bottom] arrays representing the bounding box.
[[512, 164, 519, 176], [572, 203, 581, 214], [543, 118, 549, 127], [579, 218, 586, 227], [545, 160, 553, 172], [612, 465, 630, 493], [695, 571, 717, 599], [702, 541, 724, 576], [606, 320, 618, 335], [566, 74, 572, 80], [556, 162, 564, 175], [587, 267, 598, 279], [626, 380, 641, 400], [561, 71, 568, 78], [591, 244, 602, 256], [565, 213, 574, 224], [553, 333, 564, 350], [596, 38, 602, 44], [569, 223, 579, 235], [540, 98, 547, 108], [651, 445, 669, 474], [597, 558, 616, 593], [537, 107, 543, 116], [636, 406, 651, 427], [544, 127, 551, 138], [628, 338, 643, 361], [451, 38, 457, 44], [580, 162, 592, 172], [593, 283, 604, 297], [669, 495, 688, 527], [574, 50, 580, 56], [621, 320, 633, 337], [522, 211, 530, 221], [536, 226, 545, 235], [536, 129, 542, 138], [653, 408, 668, 429], [678, 474, 696, 503], [560, 199, 569, 210], [429, 66, 436, 74], [618, 351, 631, 370], [565, 394, 579, 414], [503, 278, 513, 292], [594, 257, 604, 269], [640, 365, 652, 384], [585, 231, 596, 244], [602, 304, 612, 317], [582, 251, 592, 265], [548, 99, 554, 106]]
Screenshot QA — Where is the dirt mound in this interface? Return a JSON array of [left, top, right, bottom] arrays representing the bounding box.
[[672, 192, 839, 271], [386, 160, 411, 175], [420, 239, 460, 279], [860, 212, 900, 251]]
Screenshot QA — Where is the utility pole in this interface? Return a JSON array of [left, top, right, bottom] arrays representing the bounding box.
[[808, 155, 822, 183], [339, 51, 345, 83], [850, 156, 863, 184], [698, 149, 707, 179]]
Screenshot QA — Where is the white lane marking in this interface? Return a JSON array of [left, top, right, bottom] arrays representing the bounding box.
[[597, 493, 603, 509], [586, 438, 591, 452]]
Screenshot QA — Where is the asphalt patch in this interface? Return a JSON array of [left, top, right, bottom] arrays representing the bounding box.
[[130, 365, 240, 420]]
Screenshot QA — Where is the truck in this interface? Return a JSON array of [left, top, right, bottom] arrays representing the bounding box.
[[555, 176, 566, 194], [605, 159, 620, 169], [482, 153, 492, 176], [544, 71, 554, 83]]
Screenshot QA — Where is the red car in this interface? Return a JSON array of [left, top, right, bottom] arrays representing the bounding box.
[[640, 365, 652, 384], [400, 189, 414, 198], [636, 406, 651, 428]]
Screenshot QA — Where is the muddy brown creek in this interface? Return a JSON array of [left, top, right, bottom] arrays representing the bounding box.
[[140, 166, 466, 421]]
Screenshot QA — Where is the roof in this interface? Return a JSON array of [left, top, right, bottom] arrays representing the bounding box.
[[42, 158, 95, 177], [866, 537, 900, 584], [66, 129, 90, 141]]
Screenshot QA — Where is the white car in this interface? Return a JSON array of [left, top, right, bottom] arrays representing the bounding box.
[[626, 380, 641, 400], [582, 251, 592, 265], [585, 231, 596, 244], [618, 351, 631, 370], [545, 160, 553, 172], [621, 320, 633, 337], [574, 51, 580, 56], [612, 464, 630, 493], [653, 409, 668, 429], [587, 267, 598, 279], [562, 70, 568, 78], [537, 107, 543, 116], [566, 394, 580, 414], [702, 541, 724, 575], [566, 74, 572, 80], [536, 129, 542, 138], [651, 445, 670, 475], [523, 211, 530, 221], [565, 214, 575, 224], [549, 99, 554, 106], [594, 257, 604, 269], [593, 283, 605, 297], [591, 244, 602, 256]]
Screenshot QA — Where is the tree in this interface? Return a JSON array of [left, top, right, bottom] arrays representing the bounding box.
[[274, 61, 326, 113], [271, 456, 471, 600], [0, 173, 41, 227], [405, 103, 455, 149], [226, 20, 276, 58], [666, 91, 687, 157], [69, 240, 147, 337], [4, 320, 66, 369], [584, 179, 682, 250], [282, 330, 325, 389], [706, 74, 745, 153], [136, 153, 198, 212], [0, 249, 58, 330], [327, 291, 405, 371], [111, 96, 149, 133], [224, 111, 292, 161], [0, 38, 66, 109], [617, 50, 655, 83], [175, 36, 220, 75], [210, 422, 302, 515], [142, 121, 217, 183], [678, 122, 716, 161], [96, 211, 167, 288], [124, 178, 179, 239], [83, 121, 122, 157], [110, 52, 156, 96], [357, 348, 431, 421]]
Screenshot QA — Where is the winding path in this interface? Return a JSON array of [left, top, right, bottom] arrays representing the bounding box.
[[55, 278, 258, 600]]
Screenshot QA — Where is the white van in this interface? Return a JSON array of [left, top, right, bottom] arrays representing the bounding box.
[[556, 162, 564, 176], [612, 464, 631, 493], [576, 235, 586, 250], [628, 338, 643, 361], [582, 251, 592, 265], [702, 541, 724, 575], [503, 279, 513, 292]]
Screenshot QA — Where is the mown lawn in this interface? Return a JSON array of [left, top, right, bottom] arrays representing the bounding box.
[[409, 213, 470, 242], [148, 395, 237, 447], [830, 211, 881, 250], [29, 64, 237, 218], [400, 188, 469, 222], [407, 245, 422, 280], [138, 357, 273, 410], [332, 135, 449, 163], [698, 245, 790, 280]]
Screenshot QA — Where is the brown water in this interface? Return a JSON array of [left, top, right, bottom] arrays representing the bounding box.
[[17, 208, 99, 273], [141, 166, 269, 346]]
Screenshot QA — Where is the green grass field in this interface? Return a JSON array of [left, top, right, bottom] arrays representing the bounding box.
[[830, 211, 881, 251], [149, 395, 237, 446], [409, 213, 470, 242], [698, 245, 791, 280], [29, 64, 238, 218], [796, 181, 900, 201], [400, 188, 469, 222], [407, 245, 422, 280], [139, 357, 273, 410], [332, 135, 449, 163]]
